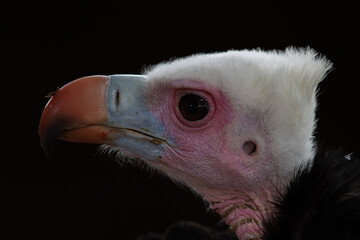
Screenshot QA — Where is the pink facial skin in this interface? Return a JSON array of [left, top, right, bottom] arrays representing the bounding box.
[[146, 79, 273, 190], [145, 79, 276, 239]]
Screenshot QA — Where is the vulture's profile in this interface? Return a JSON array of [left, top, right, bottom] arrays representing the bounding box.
[[39, 48, 360, 240]]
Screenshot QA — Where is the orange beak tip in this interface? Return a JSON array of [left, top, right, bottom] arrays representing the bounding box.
[[39, 75, 109, 157]]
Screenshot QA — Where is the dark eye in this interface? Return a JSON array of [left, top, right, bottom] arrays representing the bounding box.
[[178, 94, 210, 121]]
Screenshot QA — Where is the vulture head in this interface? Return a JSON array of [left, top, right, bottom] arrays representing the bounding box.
[[39, 48, 332, 239]]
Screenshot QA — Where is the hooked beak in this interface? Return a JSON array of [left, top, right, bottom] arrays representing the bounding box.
[[39, 75, 168, 159]]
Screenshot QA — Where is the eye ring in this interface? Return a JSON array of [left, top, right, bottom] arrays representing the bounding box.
[[175, 90, 215, 128]]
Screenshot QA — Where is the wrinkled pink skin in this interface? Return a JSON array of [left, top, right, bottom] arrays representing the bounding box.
[[205, 189, 273, 238], [146, 79, 276, 239]]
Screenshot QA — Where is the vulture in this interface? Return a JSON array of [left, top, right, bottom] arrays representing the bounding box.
[[39, 48, 360, 240]]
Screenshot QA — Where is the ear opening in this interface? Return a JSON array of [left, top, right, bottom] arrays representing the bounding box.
[[242, 141, 257, 156]]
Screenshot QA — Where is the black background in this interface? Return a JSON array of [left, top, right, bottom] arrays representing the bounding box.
[[1, 1, 359, 239]]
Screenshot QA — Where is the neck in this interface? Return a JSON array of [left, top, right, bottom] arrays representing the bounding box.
[[201, 188, 275, 240]]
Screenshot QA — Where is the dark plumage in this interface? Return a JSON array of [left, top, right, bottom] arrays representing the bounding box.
[[263, 145, 360, 239], [136, 221, 237, 240]]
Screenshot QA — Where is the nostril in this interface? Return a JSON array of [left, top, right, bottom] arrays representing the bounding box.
[[115, 90, 120, 108], [242, 141, 256, 156]]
